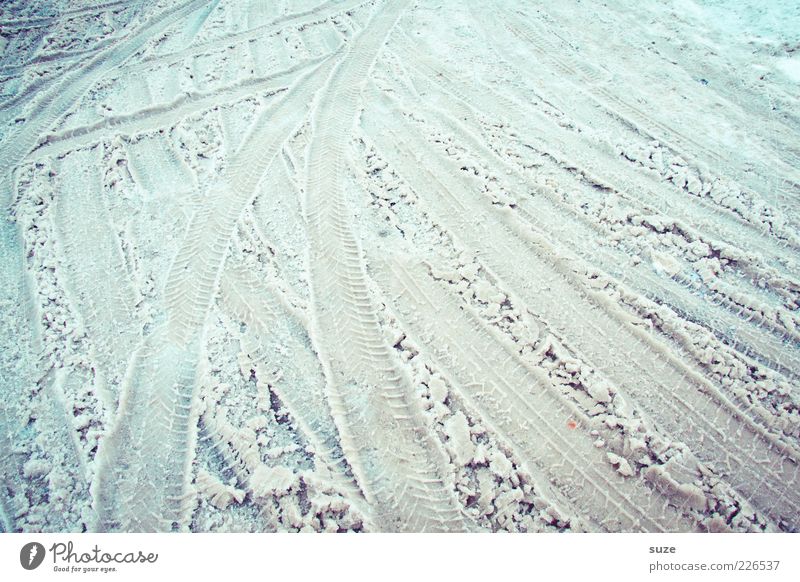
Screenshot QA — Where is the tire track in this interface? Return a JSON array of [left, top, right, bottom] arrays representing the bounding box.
[[218, 264, 370, 521], [303, 0, 466, 532], [125, 132, 196, 196], [362, 100, 800, 529], [91, 329, 201, 532], [29, 60, 317, 161], [163, 55, 337, 345], [391, 26, 800, 352], [392, 30, 800, 275], [373, 255, 694, 532], [94, 9, 348, 534], [125, 0, 371, 76], [0, 0, 137, 30], [489, 4, 800, 218], [0, 0, 211, 208], [53, 146, 139, 401], [378, 73, 800, 382]]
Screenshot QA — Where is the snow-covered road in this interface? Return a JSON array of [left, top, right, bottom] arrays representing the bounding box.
[[1, 0, 798, 532]]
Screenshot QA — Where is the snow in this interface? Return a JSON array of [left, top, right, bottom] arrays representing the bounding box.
[[0, 0, 797, 534]]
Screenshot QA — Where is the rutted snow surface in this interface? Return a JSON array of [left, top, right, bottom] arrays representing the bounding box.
[[1, 0, 799, 532]]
